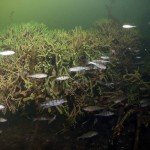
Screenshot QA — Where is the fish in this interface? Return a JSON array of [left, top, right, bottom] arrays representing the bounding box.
[[83, 106, 104, 112], [134, 61, 144, 66], [110, 49, 116, 55], [0, 130, 2, 134], [99, 60, 110, 64], [56, 76, 69, 81], [0, 50, 15, 56], [101, 82, 114, 88], [33, 115, 56, 124], [114, 96, 126, 104], [101, 56, 109, 60], [99, 82, 114, 88], [0, 118, 7, 122], [69, 66, 90, 72], [77, 131, 98, 139], [93, 59, 110, 64], [134, 50, 140, 53], [0, 105, 5, 110], [47, 115, 56, 124], [135, 56, 141, 59], [40, 99, 67, 108], [93, 118, 98, 125], [139, 87, 148, 91], [122, 24, 136, 29], [88, 62, 106, 70], [140, 99, 150, 107], [27, 73, 48, 79], [95, 111, 115, 117]]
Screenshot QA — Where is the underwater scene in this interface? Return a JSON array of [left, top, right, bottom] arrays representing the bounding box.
[[0, 0, 150, 150]]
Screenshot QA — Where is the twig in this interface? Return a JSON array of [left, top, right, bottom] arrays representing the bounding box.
[[133, 113, 141, 150]]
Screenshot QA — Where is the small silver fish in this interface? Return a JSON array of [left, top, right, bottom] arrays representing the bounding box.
[[28, 73, 48, 79], [77, 131, 98, 139], [93, 60, 110, 64], [0, 50, 15, 56], [33, 115, 56, 124], [48, 115, 56, 124], [0, 105, 5, 110], [83, 106, 104, 112], [69, 66, 90, 72], [134, 61, 144, 66], [88, 62, 106, 70], [140, 99, 150, 107], [135, 56, 141, 59], [139, 87, 147, 91], [93, 118, 98, 126], [40, 99, 67, 108], [101, 56, 109, 60], [0, 118, 7, 122], [56, 76, 69, 81], [95, 111, 114, 117], [105, 83, 114, 88], [99, 60, 110, 64], [33, 117, 47, 121], [114, 96, 126, 104], [122, 24, 136, 29], [134, 49, 140, 53], [110, 49, 116, 55], [100, 82, 114, 88]]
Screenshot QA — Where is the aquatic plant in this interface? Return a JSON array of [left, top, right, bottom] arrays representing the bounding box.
[[0, 19, 148, 130]]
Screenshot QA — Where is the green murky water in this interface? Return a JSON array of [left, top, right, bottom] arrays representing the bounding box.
[[0, 0, 150, 38], [0, 0, 150, 150]]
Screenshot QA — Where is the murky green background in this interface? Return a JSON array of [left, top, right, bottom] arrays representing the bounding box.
[[0, 1, 150, 149], [0, 0, 150, 39]]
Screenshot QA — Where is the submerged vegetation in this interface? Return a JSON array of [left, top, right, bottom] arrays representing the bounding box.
[[0, 20, 149, 143]]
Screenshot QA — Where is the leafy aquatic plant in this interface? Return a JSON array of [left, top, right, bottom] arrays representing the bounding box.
[[0, 20, 148, 126]]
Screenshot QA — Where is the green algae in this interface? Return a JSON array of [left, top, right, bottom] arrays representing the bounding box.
[[0, 20, 149, 125]]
